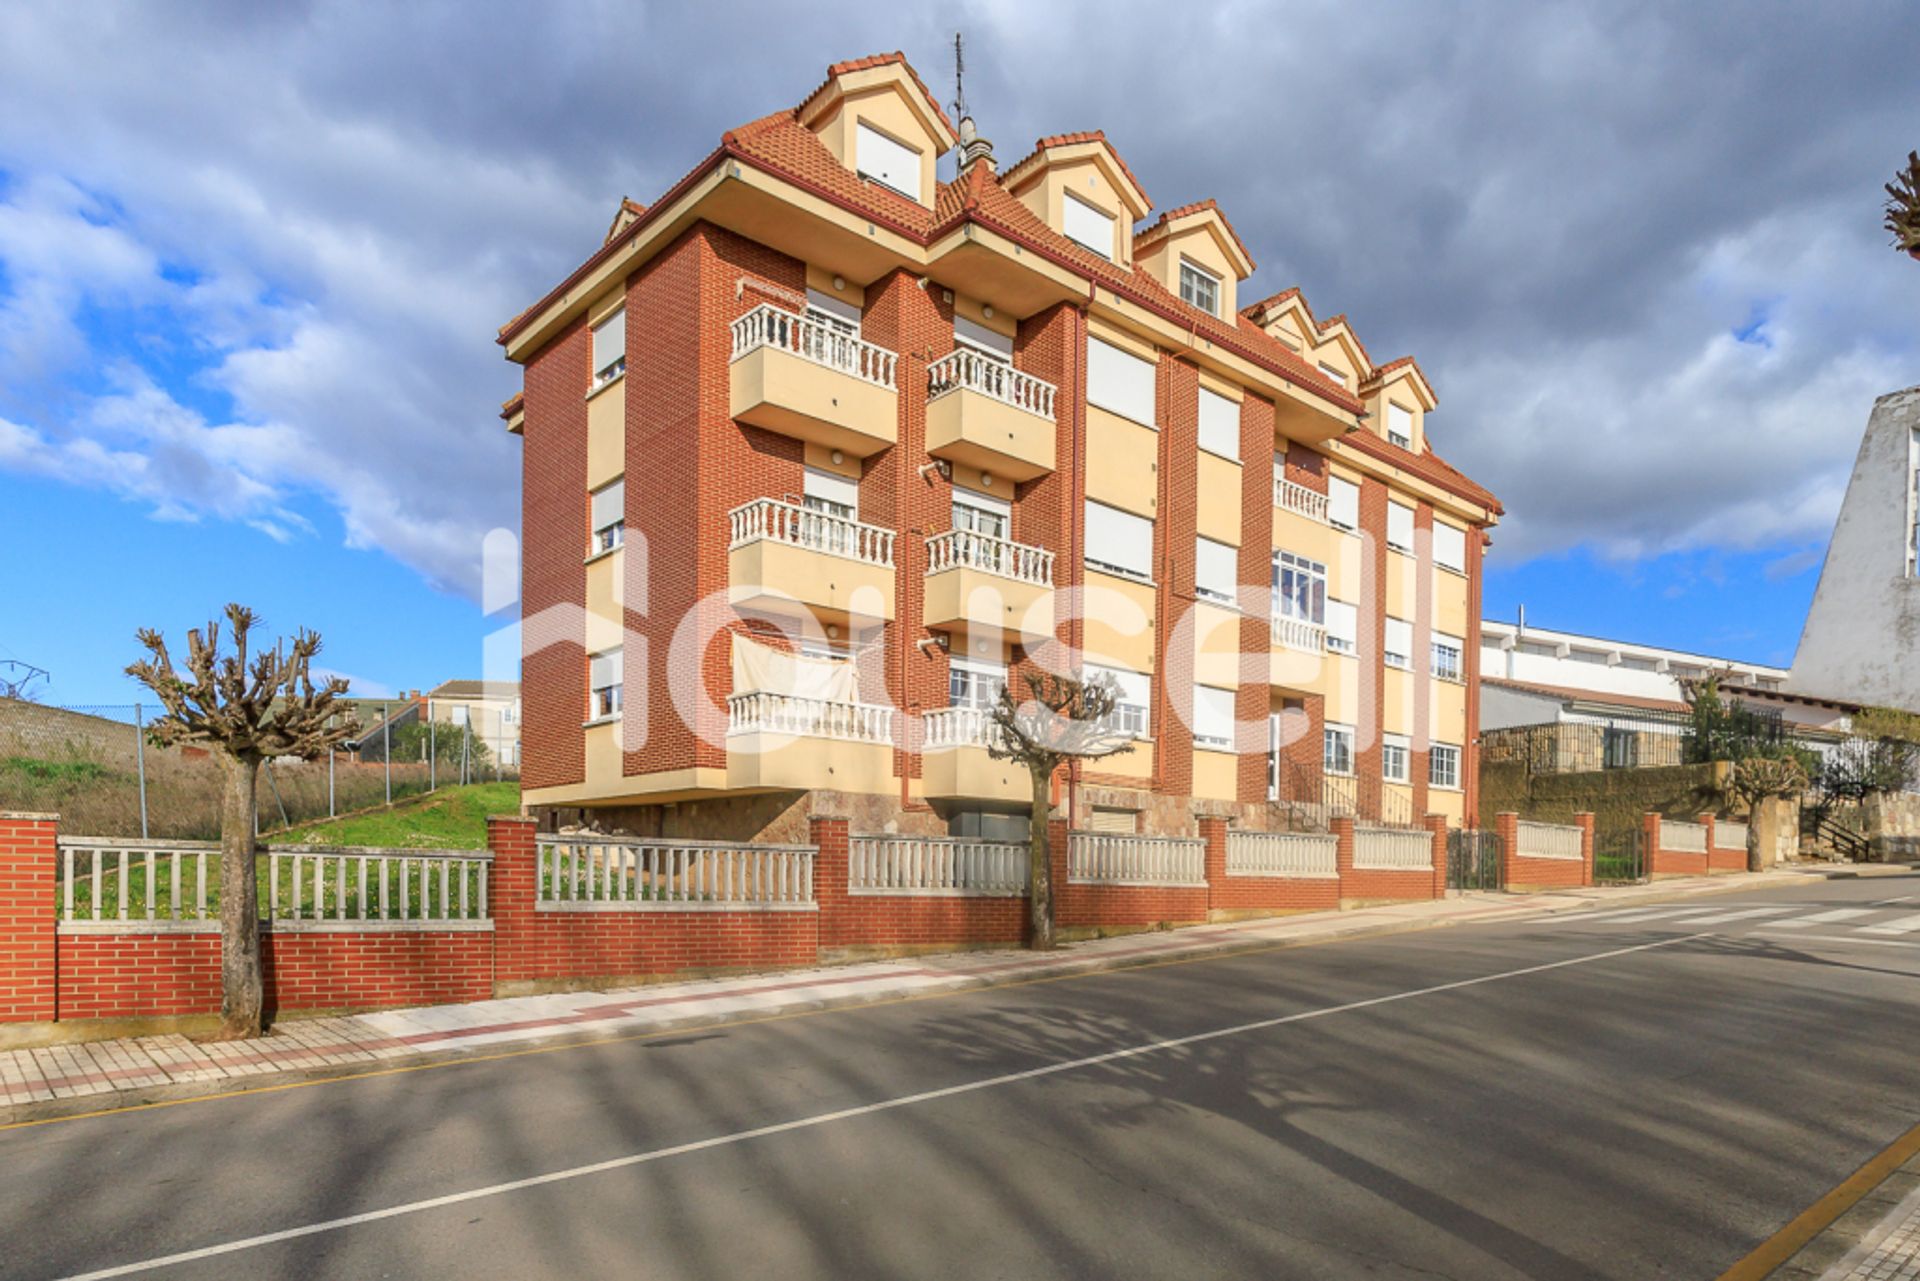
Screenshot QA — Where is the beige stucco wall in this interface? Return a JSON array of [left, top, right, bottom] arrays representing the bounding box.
[[728, 541, 896, 623], [1321, 653, 1360, 726], [586, 550, 624, 655], [1080, 569, 1157, 671], [922, 744, 1031, 803], [806, 81, 940, 208], [730, 344, 898, 457], [1012, 152, 1139, 266], [586, 379, 625, 489], [1433, 564, 1470, 638], [1385, 547, 1417, 621], [1192, 748, 1239, 801], [726, 735, 897, 795], [1192, 602, 1243, 689], [926, 387, 1055, 481], [1429, 678, 1467, 745], [1196, 453, 1243, 545], [924, 567, 1051, 639], [1272, 505, 1333, 566], [1382, 667, 1414, 736], [1085, 405, 1159, 518]]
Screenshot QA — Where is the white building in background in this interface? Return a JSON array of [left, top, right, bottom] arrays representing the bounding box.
[[1788, 385, 1920, 713]]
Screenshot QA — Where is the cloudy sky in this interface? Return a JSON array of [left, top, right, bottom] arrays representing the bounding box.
[[1, 1, 1915, 703]]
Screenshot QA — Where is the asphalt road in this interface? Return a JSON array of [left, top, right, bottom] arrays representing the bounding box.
[[6, 873, 1920, 1281]]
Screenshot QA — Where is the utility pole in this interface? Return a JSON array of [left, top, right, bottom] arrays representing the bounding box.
[[383, 701, 391, 805]]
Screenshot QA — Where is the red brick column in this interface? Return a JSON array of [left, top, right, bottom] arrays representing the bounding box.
[[1698, 811, 1720, 874], [1495, 811, 1520, 890], [1199, 816, 1228, 916], [1048, 817, 1072, 927], [810, 816, 852, 948], [1332, 815, 1356, 904], [0, 812, 59, 1023], [1642, 812, 1664, 876], [1576, 812, 1596, 887], [1425, 813, 1449, 899], [487, 814, 538, 987]]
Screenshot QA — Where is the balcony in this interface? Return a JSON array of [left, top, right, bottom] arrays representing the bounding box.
[[924, 350, 1057, 481], [728, 498, 895, 622], [923, 528, 1054, 636], [729, 305, 898, 457], [1270, 613, 1327, 655], [920, 706, 1029, 803], [725, 690, 897, 792], [1274, 477, 1328, 523]]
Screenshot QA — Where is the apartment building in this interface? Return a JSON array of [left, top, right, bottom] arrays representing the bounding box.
[[498, 52, 1502, 843]]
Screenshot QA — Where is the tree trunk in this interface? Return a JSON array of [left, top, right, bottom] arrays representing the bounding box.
[[214, 754, 265, 1040], [1027, 762, 1055, 950]]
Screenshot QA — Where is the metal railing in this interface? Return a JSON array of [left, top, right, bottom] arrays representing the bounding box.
[[1225, 830, 1338, 878], [927, 348, 1055, 420], [1067, 831, 1206, 886], [728, 497, 895, 567], [849, 835, 1028, 896], [537, 835, 815, 909], [925, 528, 1054, 585], [1663, 819, 1709, 853], [54, 838, 492, 930], [1715, 820, 1750, 851], [1274, 477, 1329, 523], [922, 706, 1004, 751], [730, 303, 897, 389], [1271, 614, 1327, 655], [1515, 820, 1583, 861], [727, 691, 895, 744], [1353, 826, 1434, 871]]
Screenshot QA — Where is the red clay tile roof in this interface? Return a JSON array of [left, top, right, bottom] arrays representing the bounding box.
[[799, 51, 958, 143], [499, 391, 524, 419], [1360, 354, 1437, 407], [603, 197, 646, 244], [1132, 198, 1256, 273], [726, 109, 934, 234], [1001, 129, 1152, 211]]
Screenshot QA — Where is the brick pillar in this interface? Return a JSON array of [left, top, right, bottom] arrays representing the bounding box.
[[1495, 811, 1520, 890], [1332, 814, 1356, 905], [810, 815, 852, 949], [487, 814, 538, 987], [1425, 813, 1449, 899], [1576, 812, 1596, 887], [1642, 812, 1663, 877], [1049, 817, 1072, 929], [0, 812, 57, 1023], [1698, 811, 1718, 874], [1199, 816, 1228, 915]]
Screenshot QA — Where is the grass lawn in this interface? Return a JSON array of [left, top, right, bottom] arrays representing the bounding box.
[[274, 781, 520, 850]]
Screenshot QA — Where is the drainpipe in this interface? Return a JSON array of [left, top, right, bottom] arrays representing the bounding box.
[[1067, 297, 1089, 831]]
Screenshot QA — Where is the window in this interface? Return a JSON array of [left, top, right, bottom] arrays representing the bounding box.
[[1325, 599, 1358, 654], [1089, 807, 1138, 834], [1324, 723, 1355, 776], [1385, 617, 1412, 669], [1197, 387, 1239, 460], [1387, 501, 1414, 553], [1382, 733, 1410, 784], [1179, 260, 1221, 316], [1087, 337, 1156, 426], [1430, 743, 1461, 790], [1085, 500, 1154, 580], [1433, 521, 1466, 574], [590, 480, 625, 554], [1317, 361, 1347, 388], [1063, 192, 1115, 258], [1328, 476, 1359, 531], [591, 308, 625, 388], [954, 316, 1012, 360], [855, 122, 919, 198], [805, 288, 860, 336], [1192, 684, 1236, 750], [1195, 537, 1238, 603], [952, 484, 1010, 540], [948, 656, 1006, 710], [588, 649, 623, 721], [803, 467, 857, 519], [1604, 728, 1639, 770], [1272, 550, 1327, 625], [1087, 664, 1151, 737], [1387, 403, 1414, 449], [1432, 632, 1464, 682]]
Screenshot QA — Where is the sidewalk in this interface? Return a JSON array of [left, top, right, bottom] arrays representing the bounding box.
[[0, 865, 1877, 1121]]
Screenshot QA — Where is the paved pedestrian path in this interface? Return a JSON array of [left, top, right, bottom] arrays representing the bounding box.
[[0, 865, 1877, 1119]]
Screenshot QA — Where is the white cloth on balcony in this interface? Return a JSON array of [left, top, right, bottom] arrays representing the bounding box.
[[731, 633, 855, 702]]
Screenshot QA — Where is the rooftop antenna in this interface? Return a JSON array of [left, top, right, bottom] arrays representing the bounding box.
[[949, 31, 968, 125], [948, 32, 997, 175]]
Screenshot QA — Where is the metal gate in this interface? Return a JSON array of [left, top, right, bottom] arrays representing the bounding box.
[[1447, 828, 1503, 891], [1593, 827, 1648, 883]]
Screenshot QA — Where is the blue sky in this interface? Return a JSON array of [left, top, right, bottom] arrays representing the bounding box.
[[0, 3, 1914, 705]]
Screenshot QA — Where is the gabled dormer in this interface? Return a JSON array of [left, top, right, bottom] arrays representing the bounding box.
[[1132, 200, 1254, 320], [1001, 131, 1152, 267], [797, 52, 957, 209], [1362, 358, 1438, 454], [1307, 315, 1371, 393], [1243, 288, 1313, 355]]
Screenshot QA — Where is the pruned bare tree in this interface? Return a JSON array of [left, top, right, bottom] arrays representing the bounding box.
[[1887, 150, 1920, 261], [986, 669, 1135, 950], [126, 605, 358, 1039]]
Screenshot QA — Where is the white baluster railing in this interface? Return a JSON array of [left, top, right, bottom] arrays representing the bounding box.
[[849, 835, 1029, 896], [1353, 827, 1434, 871], [728, 497, 895, 567], [727, 691, 895, 744], [1270, 613, 1327, 655], [730, 303, 897, 389], [1515, 820, 1584, 861], [1663, 820, 1709, 853], [1067, 832, 1206, 886], [1274, 477, 1329, 523], [922, 705, 1004, 751], [1715, 820, 1750, 851], [925, 529, 1054, 586], [926, 348, 1056, 420], [1225, 830, 1339, 878], [536, 836, 816, 909]]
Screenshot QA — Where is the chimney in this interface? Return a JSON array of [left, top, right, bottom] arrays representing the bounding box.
[[958, 116, 996, 175]]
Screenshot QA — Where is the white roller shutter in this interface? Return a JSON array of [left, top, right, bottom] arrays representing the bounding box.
[[1195, 536, 1238, 602], [1087, 338, 1156, 426], [1326, 599, 1358, 654], [589, 649, 623, 690], [1385, 617, 1413, 668], [1387, 402, 1414, 445], [954, 316, 1013, 358], [1085, 500, 1153, 579], [1328, 476, 1359, 530], [592, 309, 625, 382], [1197, 388, 1239, 460], [1193, 685, 1236, 748], [1387, 501, 1414, 551], [590, 480, 624, 534], [1063, 193, 1115, 258], [855, 123, 919, 198], [1433, 521, 1466, 573]]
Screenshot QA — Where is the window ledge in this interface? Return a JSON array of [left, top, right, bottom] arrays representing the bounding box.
[[1435, 563, 1468, 579], [583, 714, 622, 730], [584, 544, 624, 567], [1197, 447, 1240, 465], [1193, 743, 1237, 756], [1429, 783, 1463, 793], [1085, 564, 1158, 588], [585, 372, 625, 402], [1387, 543, 1415, 557]]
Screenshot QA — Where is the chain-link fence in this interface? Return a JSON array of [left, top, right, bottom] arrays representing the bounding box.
[[0, 698, 518, 841]]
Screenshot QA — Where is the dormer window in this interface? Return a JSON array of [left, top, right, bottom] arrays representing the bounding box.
[[1317, 361, 1347, 389], [854, 122, 919, 199], [1387, 402, 1414, 449], [1179, 260, 1221, 316], [1063, 192, 1115, 259]]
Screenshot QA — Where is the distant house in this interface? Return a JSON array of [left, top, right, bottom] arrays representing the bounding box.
[[352, 682, 521, 768]]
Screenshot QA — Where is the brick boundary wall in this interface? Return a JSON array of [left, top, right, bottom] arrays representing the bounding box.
[[812, 818, 1028, 957], [1335, 814, 1446, 906], [1200, 815, 1341, 918], [1704, 812, 1746, 874], [1644, 812, 1710, 877], [1496, 812, 1595, 891], [0, 813, 57, 1022], [1048, 819, 1210, 933]]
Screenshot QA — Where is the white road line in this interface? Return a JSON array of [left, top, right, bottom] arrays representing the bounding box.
[[1669, 906, 1798, 926], [1585, 907, 1718, 924], [1859, 912, 1920, 936], [1748, 929, 1920, 949], [1874, 894, 1916, 907], [1758, 908, 1879, 930], [50, 933, 1709, 1281]]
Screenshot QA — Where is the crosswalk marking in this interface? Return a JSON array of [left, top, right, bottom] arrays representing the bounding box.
[[1757, 908, 1878, 929], [1668, 906, 1797, 925], [1859, 912, 1920, 936], [1584, 906, 1715, 924]]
